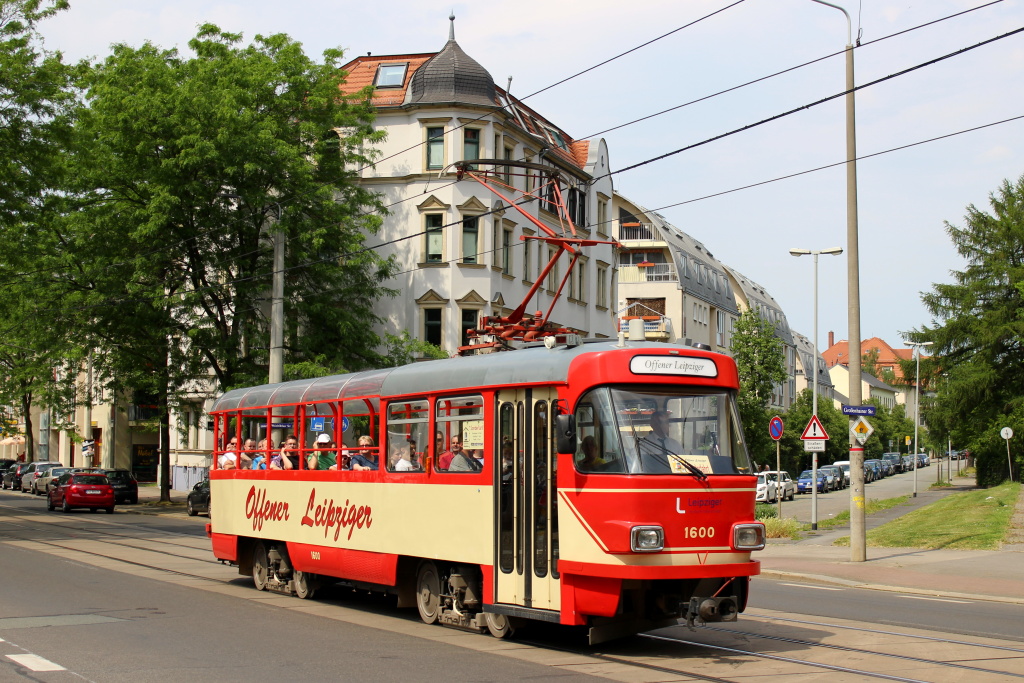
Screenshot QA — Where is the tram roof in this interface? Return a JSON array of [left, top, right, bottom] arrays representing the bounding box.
[[211, 341, 716, 412]]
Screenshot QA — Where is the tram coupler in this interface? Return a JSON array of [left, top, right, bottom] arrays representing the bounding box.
[[683, 596, 738, 630], [437, 609, 486, 633]]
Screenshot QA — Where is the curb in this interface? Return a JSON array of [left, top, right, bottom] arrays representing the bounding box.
[[757, 568, 1024, 606]]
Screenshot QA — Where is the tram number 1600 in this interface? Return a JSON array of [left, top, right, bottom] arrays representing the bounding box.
[[683, 526, 715, 539]]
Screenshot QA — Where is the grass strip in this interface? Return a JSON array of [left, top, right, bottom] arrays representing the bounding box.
[[835, 482, 1020, 550]]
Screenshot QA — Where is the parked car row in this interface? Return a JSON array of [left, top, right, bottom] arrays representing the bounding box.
[[0, 461, 138, 503], [792, 453, 931, 495]]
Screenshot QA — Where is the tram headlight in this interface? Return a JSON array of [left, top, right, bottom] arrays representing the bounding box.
[[732, 523, 766, 551], [631, 526, 664, 552]]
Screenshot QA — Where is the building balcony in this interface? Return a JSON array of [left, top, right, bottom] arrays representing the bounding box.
[[618, 315, 671, 340], [617, 222, 664, 244], [619, 264, 678, 283]]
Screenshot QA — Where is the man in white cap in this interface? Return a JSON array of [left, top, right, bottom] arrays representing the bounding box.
[[307, 433, 337, 470]]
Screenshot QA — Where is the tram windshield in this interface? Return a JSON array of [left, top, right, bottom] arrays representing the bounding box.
[[573, 387, 753, 476]]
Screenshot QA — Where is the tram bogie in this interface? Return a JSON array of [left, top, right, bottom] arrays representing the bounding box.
[[206, 341, 764, 643]]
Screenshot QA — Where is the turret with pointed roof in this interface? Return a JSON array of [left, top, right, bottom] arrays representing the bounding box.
[[407, 15, 496, 107]]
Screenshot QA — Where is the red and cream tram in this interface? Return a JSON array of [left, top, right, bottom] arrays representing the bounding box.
[[207, 339, 764, 643]]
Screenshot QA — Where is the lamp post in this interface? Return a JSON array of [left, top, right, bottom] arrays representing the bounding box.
[[790, 247, 843, 530], [907, 341, 932, 498], [810, 0, 865, 562]]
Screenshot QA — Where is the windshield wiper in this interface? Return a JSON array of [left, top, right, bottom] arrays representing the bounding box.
[[638, 437, 709, 481]]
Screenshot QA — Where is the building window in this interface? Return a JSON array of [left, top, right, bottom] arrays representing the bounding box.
[[716, 310, 726, 347], [464, 129, 480, 162], [502, 226, 512, 274], [375, 63, 408, 88], [596, 265, 608, 307], [425, 214, 444, 263], [546, 247, 559, 292], [461, 216, 479, 264], [426, 126, 444, 170], [424, 308, 442, 347], [523, 235, 533, 282], [503, 146, 513, 185], [596, 198, 607, 235], [461, 309, 479, 347], [575, 259, 586, 303]]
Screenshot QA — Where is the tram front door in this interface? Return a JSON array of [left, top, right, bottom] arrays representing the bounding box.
[[494, 389, 560, 613]]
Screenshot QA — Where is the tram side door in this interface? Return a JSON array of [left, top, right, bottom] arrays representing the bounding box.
[[494, 388, 560, 612]]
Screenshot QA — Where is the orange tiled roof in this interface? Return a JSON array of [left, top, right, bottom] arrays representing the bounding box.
[[824, 337, 922, 381], [339, 54, 435, 107]]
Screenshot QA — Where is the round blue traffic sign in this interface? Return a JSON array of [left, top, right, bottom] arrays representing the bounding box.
[[769, 416, 784, 441]]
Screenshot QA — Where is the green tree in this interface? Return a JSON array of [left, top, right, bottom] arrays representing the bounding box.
[[731, 310, 787, 464], [0, 0, 83, 459], [912, 174, 1024, 485], [50, 26, 392, 499], [779, 389, 849, 472]]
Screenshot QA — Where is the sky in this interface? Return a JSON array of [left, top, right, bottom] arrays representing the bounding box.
[[36, 0, 1024, 352]]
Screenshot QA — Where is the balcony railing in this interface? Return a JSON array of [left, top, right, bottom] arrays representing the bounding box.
[[618, 264, 678, 283], [618, 316, 671, 337], [617, 222, 661, 242]]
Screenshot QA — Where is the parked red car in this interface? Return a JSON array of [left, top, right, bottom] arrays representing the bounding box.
[[47, 472, 115, 514]]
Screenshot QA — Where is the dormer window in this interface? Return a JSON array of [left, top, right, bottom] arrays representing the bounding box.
[[375, 63, 408, 88]]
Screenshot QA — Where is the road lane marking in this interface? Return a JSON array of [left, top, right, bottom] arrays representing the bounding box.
[[897, 595, 972, 604], [780, 583, 843, 591], [6, 654, 65, 671]]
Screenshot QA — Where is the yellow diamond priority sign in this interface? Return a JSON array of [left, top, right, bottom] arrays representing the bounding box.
[[852, 415, 874, 444]]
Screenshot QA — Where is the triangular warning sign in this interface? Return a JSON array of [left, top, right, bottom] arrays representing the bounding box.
[[801, 415, 829, 440]]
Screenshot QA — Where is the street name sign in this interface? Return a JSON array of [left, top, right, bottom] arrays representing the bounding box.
[[842, 404, 876, 416]]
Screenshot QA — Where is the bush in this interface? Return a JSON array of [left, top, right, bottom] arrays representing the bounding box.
[[755, 502, 778, 520], [763, 516, 803, 540]]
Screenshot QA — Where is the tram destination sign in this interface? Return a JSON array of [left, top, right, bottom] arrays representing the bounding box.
[[630, 355, 718, 378], [842, 404, 876, 416]]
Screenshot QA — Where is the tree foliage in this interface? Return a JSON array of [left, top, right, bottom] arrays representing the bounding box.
[[45, 26, 393, 497], [912, 174, 1024, 485], [0, 0, 82, 458], [731, 310, 787, 462]]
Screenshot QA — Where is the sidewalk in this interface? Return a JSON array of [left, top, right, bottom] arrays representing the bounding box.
[[129, 484, 191, 514], [758, 472, 1024, 604]]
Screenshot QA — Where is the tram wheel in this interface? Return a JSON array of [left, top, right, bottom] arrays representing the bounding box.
[[252, 543, 269, 591], [485, 612, 516, 639], [293, 570, 317, 600], [415, 561, 441, 625]]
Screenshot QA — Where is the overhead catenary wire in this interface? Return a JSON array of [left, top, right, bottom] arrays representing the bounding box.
[[0, 1, 1003, 289], [8, 17, 1023, 319]]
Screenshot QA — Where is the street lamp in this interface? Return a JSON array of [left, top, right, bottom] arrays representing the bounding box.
[[810, 0, 865, 563], [907, 340, 932, 498], [790, 246, 843, 530]]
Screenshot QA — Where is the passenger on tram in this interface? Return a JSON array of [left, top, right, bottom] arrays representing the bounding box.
[[349, 435, 379, 471], [239, 439, 257, 469], [393, 439, 419, 471], [577, 435, 608, 471], [250, 438, 272, 470], [449, 442, 481, 472], [437, 435, 464, 471], [219, 437, 239, 469], [270, 434, 300, 470], [308, 433, 336, 470]]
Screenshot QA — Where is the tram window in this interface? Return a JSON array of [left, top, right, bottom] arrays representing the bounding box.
[[386, 400, 429, 472], [498, 403, 514, 573], [303, 402, 340, 470], [573, 388, 753, 475], [435, 395, 484, 473], [533, 401, 548, 578]]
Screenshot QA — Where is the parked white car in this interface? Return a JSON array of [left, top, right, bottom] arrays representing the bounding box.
[[755, 473, 779, 503], [765, 470, 796, 501]]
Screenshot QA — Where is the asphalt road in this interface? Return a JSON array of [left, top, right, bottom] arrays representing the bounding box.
[[2, 470, 1019, 682]]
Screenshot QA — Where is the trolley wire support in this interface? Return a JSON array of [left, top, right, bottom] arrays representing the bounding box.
[[443, 158, 619, 355]]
